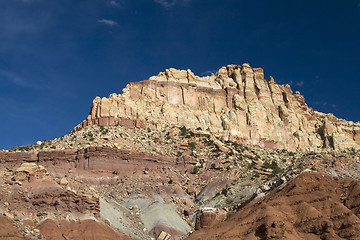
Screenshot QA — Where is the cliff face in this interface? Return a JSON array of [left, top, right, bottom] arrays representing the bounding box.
[[75, 64, 360, 151]]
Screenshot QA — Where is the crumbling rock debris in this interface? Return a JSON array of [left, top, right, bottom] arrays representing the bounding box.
[[157, 231, 171, 240], [195, 207, 227, 230]]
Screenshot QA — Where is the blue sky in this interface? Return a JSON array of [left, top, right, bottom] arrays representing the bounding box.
[[1, 0, 360, 149]]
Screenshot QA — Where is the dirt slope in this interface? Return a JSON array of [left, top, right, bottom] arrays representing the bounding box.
[[39, 219, 133, 240], [0, 215, 23, 240], [187, 171, 360, 240]]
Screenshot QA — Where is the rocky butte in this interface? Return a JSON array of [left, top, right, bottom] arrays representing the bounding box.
[[76, 63, 360, 151]]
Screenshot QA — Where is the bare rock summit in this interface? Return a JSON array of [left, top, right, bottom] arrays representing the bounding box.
[[76, 64, 360, 151]]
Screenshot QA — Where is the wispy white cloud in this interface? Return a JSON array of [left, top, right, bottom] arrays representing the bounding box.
[[295, 81, 304, 87], [97, 19, 119, 27], [154, 0, 192, 9], [109, 0, 125, 8], [0, 70, 43, 90]]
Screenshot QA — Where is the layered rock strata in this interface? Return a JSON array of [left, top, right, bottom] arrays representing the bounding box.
[[0, 147, 179, 171], [76, 64, 360, 151]]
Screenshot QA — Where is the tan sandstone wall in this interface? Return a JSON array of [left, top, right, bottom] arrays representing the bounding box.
[[75, 64, 360, 151]]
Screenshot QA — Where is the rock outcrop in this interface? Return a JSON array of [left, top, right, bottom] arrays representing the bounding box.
[[75, 64, 360, 151], [0, 147, 179, 177]]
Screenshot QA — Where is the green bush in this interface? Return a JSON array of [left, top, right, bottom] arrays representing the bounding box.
[[189, 142, 196, 150], [263, 160, 281, 178], [248, 161, 256, 169], [192, 166, 199, 174], [179, 126, 188, 136]]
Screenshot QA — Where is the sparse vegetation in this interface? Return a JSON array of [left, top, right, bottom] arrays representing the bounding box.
[[262, 160, 281, 177], [203, 138, 214, 146], [179, 126, 189, 136], [248, 161, 256, 169], [192, 166, 199, 174]]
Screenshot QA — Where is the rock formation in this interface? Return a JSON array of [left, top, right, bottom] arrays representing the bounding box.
[[2, 64, 360, 240], [75, 64, 360, 151]]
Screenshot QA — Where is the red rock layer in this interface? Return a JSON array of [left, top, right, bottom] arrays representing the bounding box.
[[0, 147, 178, 171], [187, 172, 360, 240], [0, 215, 23, 240], [39, 219, 134, 240]]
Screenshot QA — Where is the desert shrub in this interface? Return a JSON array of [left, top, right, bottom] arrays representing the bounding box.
[[102, 128, 109, 135], [248, 161, 256, 169], [192, 166, 199, 174], [263, 160, 281, 178], [179, 126, 188, 136], [203, 139, 214, 146]]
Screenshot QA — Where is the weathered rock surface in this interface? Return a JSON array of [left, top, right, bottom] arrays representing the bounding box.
[[75, 64, 360, 151], [187, 171, 360, 240], [195, 207, 227, 230]]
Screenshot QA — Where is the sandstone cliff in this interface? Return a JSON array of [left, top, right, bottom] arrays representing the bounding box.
[[75, 64, 360, 151]]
